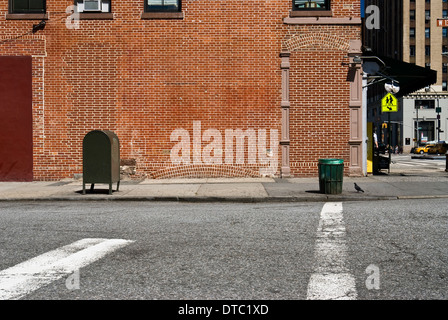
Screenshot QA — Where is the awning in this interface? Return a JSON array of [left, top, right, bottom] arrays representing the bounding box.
[[363, 55, 437, 98]]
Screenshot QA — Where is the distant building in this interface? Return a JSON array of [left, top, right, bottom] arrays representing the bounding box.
[[402, 0, 448, 151], [363, 0, 439, 155]]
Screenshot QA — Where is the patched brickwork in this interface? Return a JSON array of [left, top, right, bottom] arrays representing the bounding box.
[[285, 25, 361, 176], [0, 0, 361, 180]]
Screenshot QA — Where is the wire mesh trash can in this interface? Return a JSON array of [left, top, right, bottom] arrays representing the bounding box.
[[82, 130, 120, 195], [318, 159, 344, 194]]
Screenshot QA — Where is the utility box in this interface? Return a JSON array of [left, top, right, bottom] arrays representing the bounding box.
[[83, 130, 120, 195]]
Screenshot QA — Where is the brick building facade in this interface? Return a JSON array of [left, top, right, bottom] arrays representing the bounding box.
[[0, 0, 362, 181]]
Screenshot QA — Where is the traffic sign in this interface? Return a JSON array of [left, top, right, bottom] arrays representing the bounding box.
[[381, 93, 398, 112], [438, 19, 448, 27]]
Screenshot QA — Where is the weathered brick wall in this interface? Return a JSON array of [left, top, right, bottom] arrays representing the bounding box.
[[0, 0, 361, 180]]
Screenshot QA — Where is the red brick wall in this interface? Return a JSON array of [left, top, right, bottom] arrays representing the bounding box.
[[288, 26, 360, 176], [0, 0, 361, 180]]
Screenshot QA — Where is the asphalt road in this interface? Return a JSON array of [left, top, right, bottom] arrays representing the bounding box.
[[391, 153, 446, 174], [0, 199, 447, 302]]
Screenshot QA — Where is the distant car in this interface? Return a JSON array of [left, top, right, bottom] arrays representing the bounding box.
[[427, 143, 448, 155], [414, 144, 435, 154]]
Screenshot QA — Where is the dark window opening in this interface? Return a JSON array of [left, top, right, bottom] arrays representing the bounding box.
[[292, 0, 330, 10], [415, 99, 435, 109], [10, 0, 46, 13], [145, 0, 181, 12]]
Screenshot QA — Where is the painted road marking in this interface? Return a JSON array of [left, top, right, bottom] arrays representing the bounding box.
[[0, 238, 134, 300], [306, 202, 357, 300]]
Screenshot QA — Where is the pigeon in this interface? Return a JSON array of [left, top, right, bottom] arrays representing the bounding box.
[[354, 183, 364, 193]]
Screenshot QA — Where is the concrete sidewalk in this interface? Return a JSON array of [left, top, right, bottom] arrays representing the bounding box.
[[1, 172, 448, 202]]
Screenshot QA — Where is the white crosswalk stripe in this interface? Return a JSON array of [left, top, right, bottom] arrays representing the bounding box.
[[394, 160, 444, 166], [0, 238, 134, 300], [306, 202, 357, 300]]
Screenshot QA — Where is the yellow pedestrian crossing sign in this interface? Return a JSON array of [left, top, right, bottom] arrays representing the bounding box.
[[381, 93, 398, 112]]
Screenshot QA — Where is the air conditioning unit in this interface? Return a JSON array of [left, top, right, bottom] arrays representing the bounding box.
[[83, 0, 102, 11]]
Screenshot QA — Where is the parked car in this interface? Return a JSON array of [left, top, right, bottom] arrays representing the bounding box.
[[427, 143, 448, 155], [414, 144, 435, 154]]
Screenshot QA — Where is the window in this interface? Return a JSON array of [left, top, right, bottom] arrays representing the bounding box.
[[410, 10, 415, 20], [410, 28, 415, 38], [425, 10, 430, 20], [443, 10, 448, 18], [443, 81, 447, 91], [415, 100, 435, 109], [410, 45, 415, 57], [443, 28, 448, 38], [145, 0, 181, 12], [425, 28, 430, 38], [425, 46, 430, 56], [443, 63, 447, 74], [75, 0, 111, 13], [10, 0, 46, 13], [414, 120, 435, 143], [292, 0, 330, 10]]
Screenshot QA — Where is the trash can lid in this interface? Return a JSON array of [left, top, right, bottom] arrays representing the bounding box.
[[318, 158, 344, 164]]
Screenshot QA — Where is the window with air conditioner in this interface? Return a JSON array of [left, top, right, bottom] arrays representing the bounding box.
[[84, 0, 101, 11], [75, 0, 111, 13]]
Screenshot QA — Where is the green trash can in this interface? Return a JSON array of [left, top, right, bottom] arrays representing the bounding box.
[[318, 159, 344, 194]]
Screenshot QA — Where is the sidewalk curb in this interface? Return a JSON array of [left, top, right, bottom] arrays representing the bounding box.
[[396, 194, 448, 200], [0, 195, 410, 203]]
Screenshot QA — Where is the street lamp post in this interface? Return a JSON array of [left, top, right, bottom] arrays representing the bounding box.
[[385, 81, 399, 173], [425, 86, 441, 142], [416, 101, 420, 147]]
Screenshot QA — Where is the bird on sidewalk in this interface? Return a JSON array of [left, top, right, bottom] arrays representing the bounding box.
[[354, 183, 364, 193]]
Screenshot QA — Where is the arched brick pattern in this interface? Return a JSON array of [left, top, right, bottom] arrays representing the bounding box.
[[283, 32, 350, 53], [151, 165, 260, 179]]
